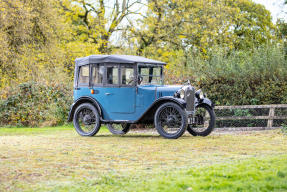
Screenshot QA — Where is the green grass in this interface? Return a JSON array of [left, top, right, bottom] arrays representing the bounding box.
[[75, 155, 287, 192], [0, 125, 72, 135], [0, 126, 286, 191], [0, 124, 109, 136]]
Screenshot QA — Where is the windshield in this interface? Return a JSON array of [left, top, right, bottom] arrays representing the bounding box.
[[138, 65, 163, 85]]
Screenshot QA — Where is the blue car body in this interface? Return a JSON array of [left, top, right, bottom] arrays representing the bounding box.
[[68, 55, 213, 124], [73, 84, 182, 121]]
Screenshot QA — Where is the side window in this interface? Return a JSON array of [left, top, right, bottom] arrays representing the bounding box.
[[139, 67, 150, 84], [106, 65, 119, 85], [138, 65, 163, 85], [92, 64, 104, 85], [151, 67, 162, 84], [121, 66, 134, 85], [78, 65, 89, 85]]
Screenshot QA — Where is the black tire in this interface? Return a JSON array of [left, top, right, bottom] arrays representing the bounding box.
[[73, 103, 101, 136], [154, 102, 187, 139], [187, 104, 215, 136], [107, 123, 131, 135]]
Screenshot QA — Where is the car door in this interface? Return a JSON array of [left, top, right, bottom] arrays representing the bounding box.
[[103, 63, 136, 115]]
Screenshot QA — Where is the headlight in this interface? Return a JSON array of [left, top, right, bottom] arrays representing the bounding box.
[[179, 89, 185, 99], [195, 89, 204, 99]]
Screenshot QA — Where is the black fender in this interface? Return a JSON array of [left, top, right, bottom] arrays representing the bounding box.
[[153, 96, 187, 108], [195, 97, 214, 108], [68, 96, 102, 122], [135, 96, 186, 123]]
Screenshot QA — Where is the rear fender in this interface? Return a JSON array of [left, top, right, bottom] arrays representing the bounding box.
[[68, 96, 102, 122]]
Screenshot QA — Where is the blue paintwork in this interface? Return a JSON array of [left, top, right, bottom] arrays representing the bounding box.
[[73, 84, 182, 121]]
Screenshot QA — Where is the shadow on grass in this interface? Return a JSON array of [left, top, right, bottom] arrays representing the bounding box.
[[95, 134, 159, 138], [90, 134, 192, 139]]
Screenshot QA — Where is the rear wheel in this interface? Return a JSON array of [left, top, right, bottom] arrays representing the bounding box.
[[73, 103, 101, 136], [187, 104, 215, 136], [154, 102, 187, 139], [107, 123, 131, 135]]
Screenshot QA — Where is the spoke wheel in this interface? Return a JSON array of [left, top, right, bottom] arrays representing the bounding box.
[[155, 102, 187, 139], [73, 103, 101, 136], [187, 104, 215, 136], [107, 123, 130, 135]]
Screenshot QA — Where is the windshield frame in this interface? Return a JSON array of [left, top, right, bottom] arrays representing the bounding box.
[[137, 63, 164, 85]]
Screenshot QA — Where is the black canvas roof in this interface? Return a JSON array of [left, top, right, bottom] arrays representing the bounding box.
[[75, 55, 166, 66]]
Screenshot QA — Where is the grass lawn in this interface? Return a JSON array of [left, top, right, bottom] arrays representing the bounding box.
[[0, 125, 286, 191]]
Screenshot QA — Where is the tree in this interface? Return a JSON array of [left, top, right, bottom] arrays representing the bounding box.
[[127, 0, 275, 57], [277, 19, 287, 38], [0, 0, 61, 88], [59, 0, 141, 53], [276, 19, 287, 57]]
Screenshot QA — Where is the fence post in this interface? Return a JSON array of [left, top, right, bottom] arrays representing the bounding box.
[[267, 107, 275, 129]]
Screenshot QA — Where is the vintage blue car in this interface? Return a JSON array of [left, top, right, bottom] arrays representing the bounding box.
[[68, 55, 215, 139]]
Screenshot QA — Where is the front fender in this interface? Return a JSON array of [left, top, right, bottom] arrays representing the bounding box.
[[195, 97, 214, 108], [135, 96, 187, 123], [68, 96, 102, 122], [154, 96, 187, 108]]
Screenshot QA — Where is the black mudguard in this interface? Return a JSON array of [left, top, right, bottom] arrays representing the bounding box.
[[133, 96, 187, 124], [195, 97, 214, 108], [153, 96, 187, 108], [68, 96, 102, 122]]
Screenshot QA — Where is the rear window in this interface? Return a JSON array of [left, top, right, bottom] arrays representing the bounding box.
[[78, 65, 89, 85]]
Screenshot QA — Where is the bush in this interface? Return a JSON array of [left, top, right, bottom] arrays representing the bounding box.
[[281, 124, 287, 135], [165, 45, 287, 105], [0, 81, 72, 127]]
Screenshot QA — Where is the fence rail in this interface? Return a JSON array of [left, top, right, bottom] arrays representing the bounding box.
[[214, 104, 287, 130]]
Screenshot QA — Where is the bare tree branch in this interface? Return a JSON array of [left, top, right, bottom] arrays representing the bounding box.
[[59, 1, 73, 12]]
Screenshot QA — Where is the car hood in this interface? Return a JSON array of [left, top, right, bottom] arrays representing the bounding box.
[[156, 85, 182, 97], [138, 84, 182, 96]]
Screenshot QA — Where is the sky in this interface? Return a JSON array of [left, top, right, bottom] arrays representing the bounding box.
[[253, 0, 287, 22]]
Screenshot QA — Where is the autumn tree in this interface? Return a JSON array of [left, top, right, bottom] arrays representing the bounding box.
[[0, 0, 64, 88], [59, 0, 141, 53], [127, 0, 275, 57]]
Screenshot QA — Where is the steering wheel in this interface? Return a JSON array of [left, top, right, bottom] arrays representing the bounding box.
[[127, 79, 134, 85]]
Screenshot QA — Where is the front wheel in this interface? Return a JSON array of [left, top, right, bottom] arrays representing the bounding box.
[[187, 104, 215, 136], [154, 102, 187, 139], [107, 123, 131, 135]]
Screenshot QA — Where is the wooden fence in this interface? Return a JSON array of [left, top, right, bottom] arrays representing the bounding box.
[[214, 104, 287, 131]]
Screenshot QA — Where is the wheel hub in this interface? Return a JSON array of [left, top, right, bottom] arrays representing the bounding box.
[[83, 115, 92, 125], [167, 115, 177, 125]]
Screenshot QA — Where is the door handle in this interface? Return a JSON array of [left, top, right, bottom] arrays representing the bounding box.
[[105, 93, 111, 95]]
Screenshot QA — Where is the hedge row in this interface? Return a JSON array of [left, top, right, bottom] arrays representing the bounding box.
[[0, 82, 72, 127]]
